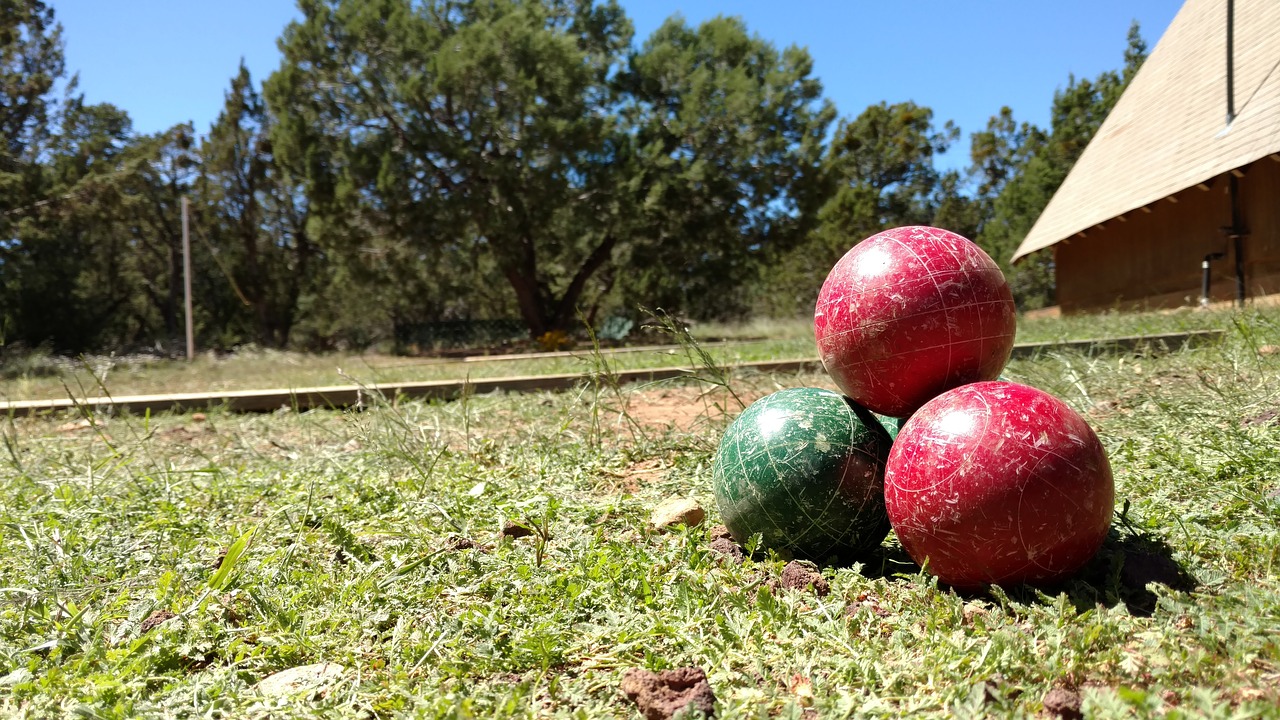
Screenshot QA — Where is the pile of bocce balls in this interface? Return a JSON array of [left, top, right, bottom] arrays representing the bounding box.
[[711, 225, 1114, 590]]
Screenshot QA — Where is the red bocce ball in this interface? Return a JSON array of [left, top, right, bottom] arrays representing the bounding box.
[[814, 225, 1017, 418], [884, 381, 1114, 590]]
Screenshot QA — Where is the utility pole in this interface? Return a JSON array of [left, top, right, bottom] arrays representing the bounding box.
[[183, 196, 194, 360]]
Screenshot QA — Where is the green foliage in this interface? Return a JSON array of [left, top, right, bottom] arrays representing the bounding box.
[[758, 101, 972, 317], [264, 2, 833, 335], [0, 3, 1161, 353], [197, 62, 315, 348], [974, 22, 1149, 310]]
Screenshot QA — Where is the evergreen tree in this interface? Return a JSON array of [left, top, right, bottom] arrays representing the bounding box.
[[975, 21, 1148, 310], [265, 0, 833, 337]]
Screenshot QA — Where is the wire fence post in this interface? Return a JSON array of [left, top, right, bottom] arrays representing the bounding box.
[[183, 196, 194, 361]]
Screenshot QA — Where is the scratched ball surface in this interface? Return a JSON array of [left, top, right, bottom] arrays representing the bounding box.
[[884, 382, 1114, 589], [712, 388, 892, 560], [814, 225, 1017, 418]]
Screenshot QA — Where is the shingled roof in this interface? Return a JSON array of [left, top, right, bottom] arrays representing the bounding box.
[[1012, 0, 1280, 262]]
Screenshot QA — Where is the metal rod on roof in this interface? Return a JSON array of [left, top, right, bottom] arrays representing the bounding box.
[[1227, 0, 1236, 125]]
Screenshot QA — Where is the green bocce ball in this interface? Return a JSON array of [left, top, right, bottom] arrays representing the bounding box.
[[712, 387, 892, 560]]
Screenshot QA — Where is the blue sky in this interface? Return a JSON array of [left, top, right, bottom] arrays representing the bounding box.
[[55, 1, 1181, 171]]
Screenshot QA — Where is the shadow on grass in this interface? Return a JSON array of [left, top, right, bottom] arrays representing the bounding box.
[[1072, 528, 1195, 616], [828, 525, 1196, 617], [996, 527, 1196, 617], [853, 543, 922, 582], [723, 511, 1196, 617]]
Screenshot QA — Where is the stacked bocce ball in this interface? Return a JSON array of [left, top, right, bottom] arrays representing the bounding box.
[[711, 225, 1114, 590]]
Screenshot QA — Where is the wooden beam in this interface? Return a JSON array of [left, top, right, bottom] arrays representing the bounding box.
[[1140, 205, 1153, 214], [1231, 167, 1247, 178], [0, 332, 1231, 418], [1269, 153, 1280, 163], [1166, 195, 1180, 204], [1116, 213, 1128, 223], [1196, 181, 1212, 191]]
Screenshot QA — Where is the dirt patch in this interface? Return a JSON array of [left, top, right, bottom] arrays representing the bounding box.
[[1041, 687, 1083, 719], [139, 609, 176, 634], [608, 458, 666, 493], [623, 387, 738, 432], [771, 561, 830, 596], [1243, 409, 1280, 426], [620, 666, 716, 720], [618, 374, 839, 432], [707, 526, 745, 564]]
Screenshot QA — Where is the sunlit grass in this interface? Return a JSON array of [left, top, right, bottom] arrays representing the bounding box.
[[1, 309, 1278, 716]]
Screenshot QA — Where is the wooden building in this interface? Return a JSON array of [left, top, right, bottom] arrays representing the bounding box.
[[1012, 0, 1280, 312]]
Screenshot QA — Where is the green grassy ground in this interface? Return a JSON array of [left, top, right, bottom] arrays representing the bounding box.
[[0, 338, 814, 403], [1, 306, 1240, 403], [1, 309, 1279, 718]]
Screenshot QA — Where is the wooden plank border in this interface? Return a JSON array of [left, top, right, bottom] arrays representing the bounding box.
[[1, 329, 1225, 417], [1007, 329, 1223, 359]]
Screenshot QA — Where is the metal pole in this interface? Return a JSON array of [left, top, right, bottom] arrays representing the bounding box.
[[183, 196, 194, 360], [1229, 174, 1246, 307], [1226, 0, 1236, 125]]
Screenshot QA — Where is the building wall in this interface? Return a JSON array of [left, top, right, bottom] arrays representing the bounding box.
[[1054, 157, 1280, 312]]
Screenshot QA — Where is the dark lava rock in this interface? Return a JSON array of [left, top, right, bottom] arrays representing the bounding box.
[[501, 522, 533, 539], [708, 525, 734, 540], [139, 609, 176, 634], [776, 561, 830, 596], [446, 536, 482, 551], [709, 537, 745, 564], [620, 666, 716, 720], [1042, 687, 1083, 719]]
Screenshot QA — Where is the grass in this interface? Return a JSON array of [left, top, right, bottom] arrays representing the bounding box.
[[1, 308, 1279, 717], [1, 306, 1241, 404], [0, 338, 815, 403]]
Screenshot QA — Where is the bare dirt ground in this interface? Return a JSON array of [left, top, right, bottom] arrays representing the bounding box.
[[619, 374, 839, 432]]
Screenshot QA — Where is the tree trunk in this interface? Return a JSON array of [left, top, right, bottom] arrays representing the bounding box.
[[505, 266, 549, 338], [503, 233, 619, 338]]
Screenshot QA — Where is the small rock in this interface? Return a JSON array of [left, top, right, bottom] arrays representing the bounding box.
[[255, 663, 347, 697], [709, 537, 744, 564], [620, 666, 716, 720], [650, 498, 705, 530], [1042, 687, 1083, 720], [501, 521, 533, 539], [191, 412, 208, 422], [139, 609, 176, 634], [1259, 345, 1279, 356], [775, 561, 829, 596]]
